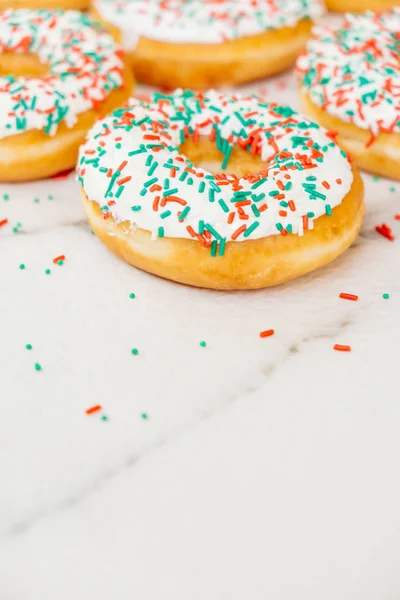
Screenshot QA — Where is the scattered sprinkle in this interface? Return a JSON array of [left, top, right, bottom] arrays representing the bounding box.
[[53, 254, 65, 264], [339, 293, 358, 301], [199, 341, 206, 347], [376, 223, 395, 241], [25, 344, 32, 350], [141, 413, 148, 420], [131, 348, 139, 355], [86, 404, 102, 415], [19, 263, 25, 270], [383, 293, 390, 299], [129, 292, 136, 299], [333, 344, 351, 352], [34, 363, 42, 371], [260, 329, 275, 338], [45, 269, 51, 275]]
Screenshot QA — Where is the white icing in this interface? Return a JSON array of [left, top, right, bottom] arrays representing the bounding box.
[[94, 0, 322, 50], [78, 90, 353, 245]]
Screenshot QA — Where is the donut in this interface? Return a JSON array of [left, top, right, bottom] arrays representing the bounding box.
[[91, 0, 320, 89], [77, 90, 364, 290], [0, 9, 134, 181], [325, 0, 400, 13], [297, 10, 400, 180], [0, 0, 88, 11]]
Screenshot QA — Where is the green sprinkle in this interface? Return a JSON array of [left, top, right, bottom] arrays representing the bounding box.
[[101, 415, 108, 421], [141, 413, 148, 420], [26, 344, 32, 350], [48, 195, 53, 200], [3, 194, 9, 200], [383, 293, 390, 299], [57, 260, 63, 266], [178, 206, 190, 221], [129, 293, 135, 299], [34, 363, 42, 372], [19, 264, 25, 270], [243, 221, 259, 237], [45, 269, 51, 275], [199, 341, 206, 347], [390, 187, 396, 193], [131, 348, 139, 355], [131, 205, 141, 211], [158, 226, 164, 238], [325, 204, 332, 216]]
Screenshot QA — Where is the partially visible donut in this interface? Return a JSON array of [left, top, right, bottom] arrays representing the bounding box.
[[297, 10, 400, 180], [0, 0, 88, 10], [92, 0, 321, 89], [0, 9, 134, 181], [325, 0, 400, 13], [77, 90, 364, 290]]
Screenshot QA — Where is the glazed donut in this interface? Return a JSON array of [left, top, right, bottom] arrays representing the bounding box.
[[91, 0, 320, 89], [77, 91, 364, 290], [325, 0, 400, 13], [297, 10, 400, 180], [0, 9, 134, 181]]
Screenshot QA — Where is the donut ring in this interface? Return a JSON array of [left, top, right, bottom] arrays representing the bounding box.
[[78, 91, 364, 290], [0, 9, 134, 181], [91, 0, 319, 89], [325, 0, 400, 13], [297, 10, 400, 180]]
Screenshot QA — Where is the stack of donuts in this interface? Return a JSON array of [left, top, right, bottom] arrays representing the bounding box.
[[2, 0, 399, 289]]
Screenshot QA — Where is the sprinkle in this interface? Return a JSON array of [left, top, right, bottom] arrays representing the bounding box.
[[45, 269, 51, 275], [19, 264, 25, 270], [199, 341, 206, 347], [86, 405, 102, 415], [0, 218, 8, 228], [131, 348, 139, 355], [34, 363, 42, 371], [376, 223, 395, 241], [129, 292, 136, 299], [383, 293, 390, 299], [333, 344, 351, 352], [53, 255, 65, 264], [25, 344, 32, 350], [260, 329, 275, 338], [339, 293, 358, 301], [141, 413, 148, 420]]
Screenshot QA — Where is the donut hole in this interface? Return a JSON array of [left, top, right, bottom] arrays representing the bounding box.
[[0, 53, 49, 77], [179, 137, 265, 177]]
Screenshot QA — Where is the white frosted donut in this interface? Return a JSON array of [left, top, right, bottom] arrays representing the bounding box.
[[0, 9, 134, 181], [92, 0, 322, 89], [78, 90, 364, 290], [297, 10, 400, 180]]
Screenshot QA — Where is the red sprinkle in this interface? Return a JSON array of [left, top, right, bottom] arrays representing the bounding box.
[[339, 293, 359, 301], [260, 329, 275, 338], [395, 215, 400, 220], [376, 223, 395, 241], [53, 254, 65, 264], [0, 218, 8, 228], [86, 405, 102, 415], [333, 344, 351, 352]]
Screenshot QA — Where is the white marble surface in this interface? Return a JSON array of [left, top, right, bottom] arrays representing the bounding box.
[[1, 71, 400, 599]]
